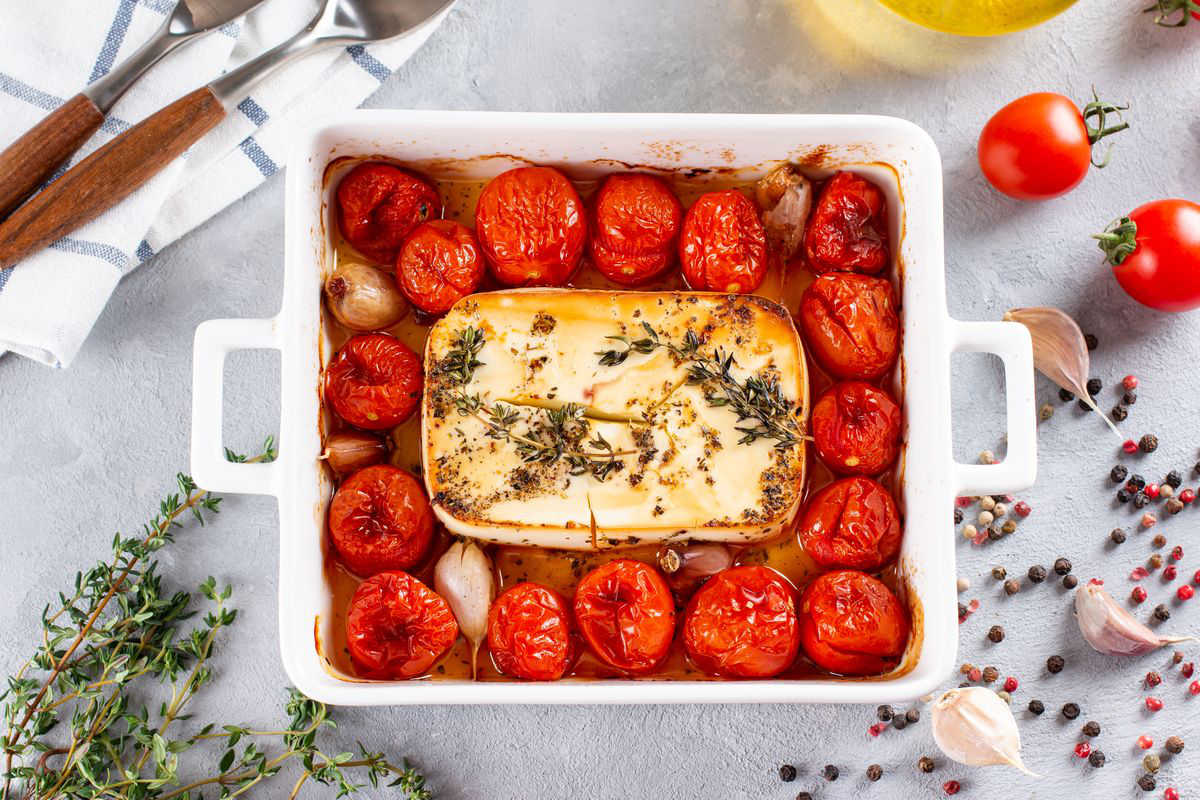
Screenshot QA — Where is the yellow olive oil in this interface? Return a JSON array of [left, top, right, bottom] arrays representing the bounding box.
[[878, 0, 1078, 35]]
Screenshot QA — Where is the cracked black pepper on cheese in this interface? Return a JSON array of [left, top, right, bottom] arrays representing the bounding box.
[[422, 289, 808, 549]]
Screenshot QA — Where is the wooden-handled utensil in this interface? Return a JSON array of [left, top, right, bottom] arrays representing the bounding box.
[[0, 0, 455, 271], [0, 0, 268, 220]]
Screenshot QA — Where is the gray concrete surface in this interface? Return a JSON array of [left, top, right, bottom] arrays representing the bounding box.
[[3, 0, 1200, 797]]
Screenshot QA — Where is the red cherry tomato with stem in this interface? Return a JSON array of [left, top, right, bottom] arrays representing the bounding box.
[[1094, 199, 1200, 312], [573, 559, 676, 674], [346, 570, 458, 680]]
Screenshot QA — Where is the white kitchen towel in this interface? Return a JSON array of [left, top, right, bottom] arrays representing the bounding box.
[[0, 0, 452, 367]]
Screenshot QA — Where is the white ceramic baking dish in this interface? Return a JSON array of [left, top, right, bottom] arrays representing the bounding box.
[[190, 111, 1037, 705]]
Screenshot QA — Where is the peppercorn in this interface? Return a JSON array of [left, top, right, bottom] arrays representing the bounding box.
[[1147, 671, 1162, 687], [1129, 474, 1147, 489], [1053, 557, 1072, 576], [1085, 333, 1098, 350], [822, 764, 838, 781], [1062, 574, 1078, 589], [1171, 545, 1183, 561], [987, 526, 1002, 541], [877, 704, 894, 722], [958, 602, 968, 619], [1165, 470, 1182, 488], [1059, 388, 1074, 402], [1133, 586, 1148, 603], [1028, 565, 1047, 583], [1074, 741, 1092, 759], [978, 450, 995, 465], [1144, 753, 1161, 773], [1167, 498, 1184, 515], [1088, 749, 1105, 768], [1195, 460, 1200, 476], [998, 520, 1016, 535], [1077, 398, 1091, 411], [892, 715, 908, 730], [1062, 702, 1080, 719], [1149, 553, 1164, 569], [1140, 434, 1159, 453], [1165, 736, 1184, 754], [1027, 699, 1044, 715], [1124, 390, 1138, 405], [1039, 403, 1054, 421], [1082, 720, 1101, 737], [991, 566, 1006, 580], [963, 523, 978, 540], [943, 780, 961, 795], [1111, 528, 1127, 544], [954, 507, 963, 524], [918, 756, 935, 773], [977, 510, 994, 526], [1004, 578, 1021, 595], [1111, 465, 1129, 483], [906, 708, 920, 724], [1086, 377, 1102, 395], [1134, 491, 1150, 508], [1125, 439, 1139, 454], [987, 625, 1005, 643], [1173, 651, 1185, 665], [1162, 484, 1175, 497], [1117, 488, 1132, 504], [779, 764, 797, 782], [1139, 774, 1156, 791], [796, 794, 813, 800], [866, 764, 882, 782], [993, 502, 1007, 517], [1047, 655, 1065, 673], [996, 690, 1012, 703], [982, 666, 999, 683], [1112, 405, 1129, 422], [1153, 534, 1167, 548], [1153, 604, 1170, 622]]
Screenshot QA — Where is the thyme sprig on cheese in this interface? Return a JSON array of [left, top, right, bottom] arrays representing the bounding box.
[[439, 325, 486, 385], [596, 322, 802, 450]]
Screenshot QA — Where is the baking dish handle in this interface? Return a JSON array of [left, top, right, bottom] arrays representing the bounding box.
[[949, 319, 1038, 496], [191, 317, 281, 496]]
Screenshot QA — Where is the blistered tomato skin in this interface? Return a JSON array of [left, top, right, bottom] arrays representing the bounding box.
[[683, 565, 800, 679], [324, 333, 422, 430], [328, 465, 434, 577], [799, 273, 899, 380], [799, 570, 909, 676], [573, 559, 676, 674], [475, 166, 587, 287], [396, 220, 484, 314], [589, 173, 683, 286], [346, 570, 458, 680], [811, 381, 902, 476], [487, 582, 575, 681], [797, 477, 901, 571], [679, 189, 768, 293], [336, 163, 441, 265], [804, 171, 889, 275]]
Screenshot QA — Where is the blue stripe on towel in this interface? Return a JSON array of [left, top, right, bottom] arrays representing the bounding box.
[[0, 267, 11, 293], [346, 45, 389, 82], [0, 73, 130, 136], [49, 237, 130, 270], [238, 136, 277, 177], [136, 240, 155, 263], [89, 0, 140, 84], [237, 96, 268, 126]]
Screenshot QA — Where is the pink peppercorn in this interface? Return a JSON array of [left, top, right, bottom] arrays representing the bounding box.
[[1147, 671, 1163, 687], [1164, 565, 1178, 581], [1013, 500, 1031, 517], [1146, 697, 1164, 712], [1132, 586, 1148, 603], [1074, 741, 1091, 758], [1124, 439, 1139, 453], [1190, 681, 1200, 696], [968, 667, 981, 682], [1179, 585, 1195, 601], [1182, 489, 1196, 504], [1164, 789, 1179, 800], [1171, 546, 1184, 562], [1143, 513, 1158, 528], [869, 722, 886, 737], [956, 496, 973, 507], [1131, 566, 1150, 581], [1195, 569, 1200, 585], [1183, 662, 1195, 678], [1147, 484, 1161, 499], [1138, 735, 1154, 750], [943, 781, 960, 796], [1123, 375, 1139, 390], [1003, 676, 1018, 692]]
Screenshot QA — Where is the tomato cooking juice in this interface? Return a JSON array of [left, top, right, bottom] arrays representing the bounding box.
[[317, 156, 914, 683]]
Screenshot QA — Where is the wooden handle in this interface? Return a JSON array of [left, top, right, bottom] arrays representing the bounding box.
[[0, 87, 226, 269], [0, 93, 105, 219]]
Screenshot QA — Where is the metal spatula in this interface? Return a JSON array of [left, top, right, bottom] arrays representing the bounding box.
[[0, 0, 269, 219], [0, 0, 454, 270]]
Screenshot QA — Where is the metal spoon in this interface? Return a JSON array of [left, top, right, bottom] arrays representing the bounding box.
[[0, 0, 455, 270], [0, 0, 269, 219]]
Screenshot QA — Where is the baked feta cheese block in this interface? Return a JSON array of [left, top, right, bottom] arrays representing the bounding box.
[[422, 289, 807, 550]]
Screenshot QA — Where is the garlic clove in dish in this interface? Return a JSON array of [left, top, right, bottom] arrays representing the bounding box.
[[1074, 578, 1195, 656], [434, 540, 494, 678], [755, 164, 813, 260], [658, 543, 733, 595], [932, 686, 1037, 776], [320, 431, 387, 477], [324, 261, 408, 331]]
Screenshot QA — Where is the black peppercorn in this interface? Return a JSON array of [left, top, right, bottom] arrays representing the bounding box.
[[1059, 388, 1075, 402], [877, 704, 894, 722], [1110, 528, 1127, 544], [1153, 604, 1170, 622], [866, 764, 883, 782], [1165, 735, 1184, 754], [1027, 699, 1044, 715], [795, 794, 813, 800], [1165, 470, 1182, 488], [987, 526, 1002, 541], [1063, 574, 1078, 589], [779, 765, 797, 782], [1088, 749, 1105, 768], [917, 756, 935, 773], [1084, 333, 1098, 350], [958, 602, 968, 619], [1124, 390, 1137, 405], [1082, 720, 1101, 737], [905, 708, 920, 724], [1004, 578, 1021, 595], [1134, 491, 1150, 508], [892, 715, 907, 730], [1111, 465, 1129, 483], [1117, 488, 1132, 504], [822, 764, 838, 781], [991, 566, 1007, 580], [1112, 405, 1129, 422], [1028, 565, 1047, 583], [1140, 434, 1159, 453], [954, 507, 963, 524], [1053, 557, 1072, 575], [1194, 461, 1200, 477], [1129, 474, 1147, 489], [1086, 377, 1102, 395], [1077, 398, 1091, 411], [987, 625, 1005, 643], [1047, 655, 1065, 673], [1138, 774, 1156, 791], [1062, 702, 1080, 720]]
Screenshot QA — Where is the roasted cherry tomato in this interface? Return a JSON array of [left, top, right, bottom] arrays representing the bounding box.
[[346, 570, 458, 679], [803, 171, 889, 274], [328, 464, 434, 576], [683, 565, 799, 679], [799, 273, 899, 380], [679, 189, 767, 293], [797, 477, 901, 571], [487, 582, 574, 680], [1095, 199, 1200, 312], [475, 166, 587, 286], [336, 163, 441, 265], [811, 381, 902, 476], [799, 570, 909, 676], [573, 559, 676, 674], [589, 173, 683, 286], [324, 333, 422, 430], [978, 92, 1128, 200], [396, 220, 484, 314]]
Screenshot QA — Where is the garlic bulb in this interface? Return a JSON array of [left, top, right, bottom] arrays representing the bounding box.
[[932, 687, 1036, 776], [324, 261, 407, 331], [434, 541, 494, 678], [755, 164, 813, 260], [320, 431, 386, 476], [658, 543, 733, 594], [1075, 579, 1195, 656]]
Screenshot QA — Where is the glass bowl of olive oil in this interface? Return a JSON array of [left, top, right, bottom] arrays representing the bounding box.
[[878, 0, 1078, 35]]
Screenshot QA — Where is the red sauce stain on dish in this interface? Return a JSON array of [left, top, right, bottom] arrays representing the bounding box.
[[315, 157, 920, 683]]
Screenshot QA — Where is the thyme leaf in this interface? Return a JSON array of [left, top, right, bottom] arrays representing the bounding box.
[[439, 327, 486, 386]]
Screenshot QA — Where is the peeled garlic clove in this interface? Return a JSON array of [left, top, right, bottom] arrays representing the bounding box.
[[658, 543, 732, 594], [932, 687, 1036, 776], [325, 261, 408, 331], [755, 164, 813, 260], [434, 540, 494, 678], [1074, 579, 1195, 656], [321, 431, 387, 476]]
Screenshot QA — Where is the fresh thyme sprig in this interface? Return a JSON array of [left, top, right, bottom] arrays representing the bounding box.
[[454, 393, 632, 481], [438, 326, 486, 386], [1, 437, 432, 800], [596, 325, 801, 449]]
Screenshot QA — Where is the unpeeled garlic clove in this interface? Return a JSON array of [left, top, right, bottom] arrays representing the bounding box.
[[320, 431, 387, 476], [755, 164, 813, 260], [1074, 579, 1195, 656], [932, 687, 1036, 776], [658, 543, 733, 595], [434, 540, 494, 678], [324, 261, 408, 331]]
